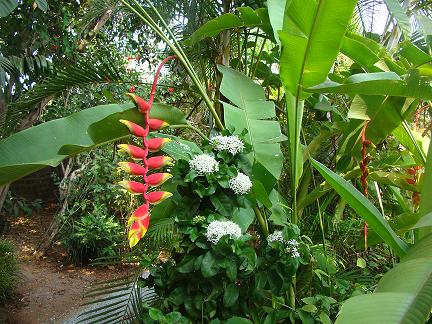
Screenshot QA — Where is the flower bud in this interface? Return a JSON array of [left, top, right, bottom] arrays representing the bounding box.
[[119, 120, 148, 137], [118, 162, 147, 176], [148, 118, 169, 131], [146, 191, 172, 204], [126, 93, 151, 113], [147, 138, 172, 152], [147, 156, 173, 169], [117, 144, 146, 159], [118, 180, 146, 194], [147, 173, 173, 186]]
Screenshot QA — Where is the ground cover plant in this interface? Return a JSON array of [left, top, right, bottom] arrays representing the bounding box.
[[0, 239, 19, 302], [0, 0, 432, 323]]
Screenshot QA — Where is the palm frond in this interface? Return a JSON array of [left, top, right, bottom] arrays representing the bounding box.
[[2, 56, 126, 134], [146, 217, 177, 248], [0, 54, 51, 90], [77, 272, 157, 324]]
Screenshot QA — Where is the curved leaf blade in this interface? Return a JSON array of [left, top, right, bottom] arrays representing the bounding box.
[[0, 102, 187, 185], [310, 159, 409, 256], [218, 65, 285, 188]]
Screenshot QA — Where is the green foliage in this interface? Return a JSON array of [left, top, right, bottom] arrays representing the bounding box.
[[2, 193, 42, 217], [311, 159, 409, 257], [186, 7, 272, 46], [143, 215, 309, 322], [0, 102, 187, 186], [218, 65, 286, 191], [0, 239, 19, 302], [62, 212, 122, 265], [58, 148, 126, 264], [336, 233, 432, 324]]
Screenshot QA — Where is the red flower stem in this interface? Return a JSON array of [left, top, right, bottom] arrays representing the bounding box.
[[148, 55, 177, 106]]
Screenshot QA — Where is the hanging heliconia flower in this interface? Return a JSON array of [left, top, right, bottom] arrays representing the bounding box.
[[118, 55, 177, 248]]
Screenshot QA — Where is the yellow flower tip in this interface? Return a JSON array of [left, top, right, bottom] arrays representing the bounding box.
[[117, 162, 131, 173], [129, 235, 139, 248], [117, 144, 128, 151], [125, 92, 136, 101]]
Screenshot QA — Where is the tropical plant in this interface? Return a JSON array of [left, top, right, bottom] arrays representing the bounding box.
[[1, 0, 432, 323]]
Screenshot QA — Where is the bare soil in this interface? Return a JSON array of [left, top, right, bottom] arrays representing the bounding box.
[[2, 206, 129, 324]]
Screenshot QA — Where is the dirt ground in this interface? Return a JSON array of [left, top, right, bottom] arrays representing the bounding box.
[[1, 206, 130, 324]]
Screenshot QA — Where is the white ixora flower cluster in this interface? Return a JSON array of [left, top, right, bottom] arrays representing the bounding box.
[[210, 135, 245, 155], [229, 172, 252, 194], [189, 154, 219, 175], [267, 231, 300, 258], [205, 220, 242, 244]]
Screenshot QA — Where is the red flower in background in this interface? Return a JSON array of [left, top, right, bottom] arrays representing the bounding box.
[[129, 86, 136, 93], [168, 87, 174, 94]]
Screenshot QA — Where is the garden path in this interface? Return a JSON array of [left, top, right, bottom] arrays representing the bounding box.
[[3, 207, 126, 324]]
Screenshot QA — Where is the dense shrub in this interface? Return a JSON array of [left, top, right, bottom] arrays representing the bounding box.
[[0, 239, 19, 302], [58, 147, 129, 264]]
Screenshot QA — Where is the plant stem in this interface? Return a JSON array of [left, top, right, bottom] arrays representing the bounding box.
[[119, 0, 224, 130], [254, 207, 268, 237], [169, 124, 208, 141]]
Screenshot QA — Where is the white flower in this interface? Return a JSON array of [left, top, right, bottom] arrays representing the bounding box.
[[229, 172, 252, 194], [287, 239, 299, 247], [205, 220, 242, 244], [268, 232, 301, 258], [210, 135, 245, 155], [287, 247, 300, 258], [267, 231, 284, 243], [189, 154, 219, 175]]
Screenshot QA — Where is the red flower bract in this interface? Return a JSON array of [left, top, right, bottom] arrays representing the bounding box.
[[118, 56, 177, 248]]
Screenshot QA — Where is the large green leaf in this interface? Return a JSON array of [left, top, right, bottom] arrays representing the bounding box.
[[186, 7, 271, 46], [416, 142, 432, 239], [218, 65, 285, 188], [339, 95, 418, 160], [336, 233, 432, 324], [272, 0, 357, 221], [340, 32, 406, 75], [266, 0, 287, 46], [0, 102, 187, 185], [0, 0, 18, 17], [308, 72, 432, 100], [311, 159, 409, 257], [340, 34, 381, 72]]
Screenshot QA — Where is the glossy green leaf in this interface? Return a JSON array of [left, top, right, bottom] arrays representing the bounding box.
[[35, 0, 48, 12], [417, 142, 432, 239], [218, 65, 285, 186], [275, 0, 357, 200], [232, 208, 255, 232], [0, 102, 187, 185], [340, 95, 418, 160], [223, 283, 239, 307], [311, 159, 409, 256], [397, 41, 432, 71], [186, 7, 271, 46], [412, 213, 432, 230], [308, 72, 432, 100], [340, 34, 381, 71], [266, 0, 287, 46], [0, 0, 17, 17], [336, 234, 432, 324]]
